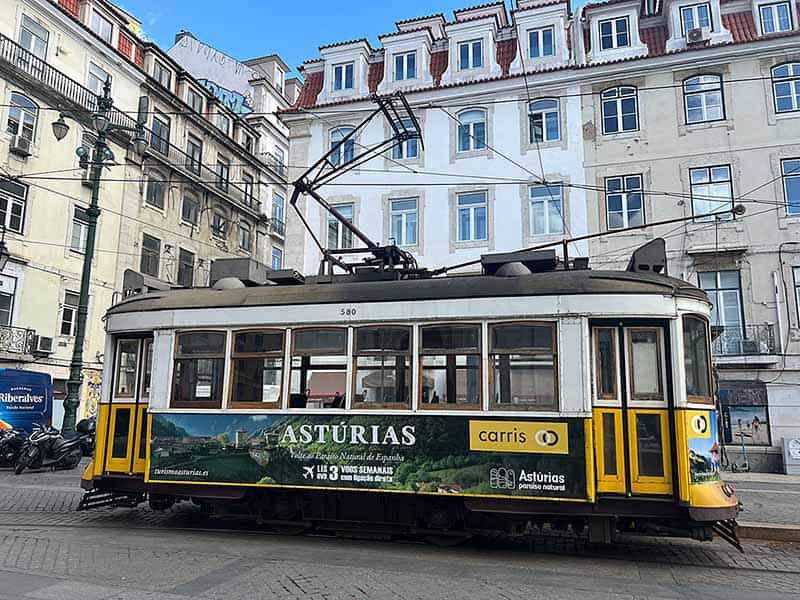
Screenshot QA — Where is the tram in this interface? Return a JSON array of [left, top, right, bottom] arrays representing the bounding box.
[[80, 245, 740, 548]]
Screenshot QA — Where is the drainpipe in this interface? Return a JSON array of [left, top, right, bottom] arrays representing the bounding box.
[[773, 270, 785, 354]]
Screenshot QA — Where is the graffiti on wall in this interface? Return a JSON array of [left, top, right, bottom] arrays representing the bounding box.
[[198, 79, 254, 115]]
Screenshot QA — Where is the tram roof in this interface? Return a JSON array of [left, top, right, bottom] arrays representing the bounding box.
[[108, 270, 708, 315]]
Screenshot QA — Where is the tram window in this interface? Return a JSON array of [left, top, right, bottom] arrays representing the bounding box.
[[230, 330, 285, 407], [683, 316, 712, 402], [636, 413, 665, 477], [602, 413, 617, 476], [171, 332, 226, 408], [420, 324, 481, 408], [490, 322, 557, 411], [353, 326, 411, 408], [290, 328, 348, 409], [140, 339, 154, 399], [594, 328, 617, 400], [115, 340, 139, 397], [628, 329, 663, 401], [111, 408, 131, 458]]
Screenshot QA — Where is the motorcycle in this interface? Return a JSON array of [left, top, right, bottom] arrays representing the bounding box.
[[0, 428, 27, 467], [14, 418, 96, 475]]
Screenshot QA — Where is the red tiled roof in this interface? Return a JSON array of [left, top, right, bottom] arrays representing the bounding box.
[[293, 70, 324, 109], [430, 49, 449, 86], [640, 25, 668, 57], [396, 12, 446, 26], [722, 11, 758, 43], [58, 0, 80, 18], [319, 38, 372, 51], [368, 61, 385, 93], [496, 38, 517, 77], [453, 1, 506, 15]]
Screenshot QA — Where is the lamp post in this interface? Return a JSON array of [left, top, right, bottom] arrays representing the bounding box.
[[52, 78, 147, 433]]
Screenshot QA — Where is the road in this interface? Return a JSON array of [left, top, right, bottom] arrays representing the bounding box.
[[0, 465, 799, 600], [732, 477, 800, 526]]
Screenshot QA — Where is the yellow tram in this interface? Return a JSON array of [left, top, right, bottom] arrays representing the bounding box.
[[81, 250, 739, 547]]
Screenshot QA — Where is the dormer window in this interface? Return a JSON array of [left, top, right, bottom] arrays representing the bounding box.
[[90, 10, 113, 44], [333, 62, 354, 91], [459, 40, 483, 70], [153, 61, 171, 89], [216, 113, 231, 136], [187, 88, 203, 113], [760, 2, 793, 34], [529, 27, 555, 58], [599, 17, 630, 50], [394, 52, 417, 81], [680, 3, 712, 34]]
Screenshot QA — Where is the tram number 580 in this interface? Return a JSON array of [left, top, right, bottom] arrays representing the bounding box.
[[339, 306, 357, 319]]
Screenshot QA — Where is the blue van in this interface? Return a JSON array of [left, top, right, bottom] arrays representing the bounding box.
[[0, 369, 53, 433]]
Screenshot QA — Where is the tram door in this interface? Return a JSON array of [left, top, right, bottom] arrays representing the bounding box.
[[104, 337, 153, 475], [593, 324, 673, 496]]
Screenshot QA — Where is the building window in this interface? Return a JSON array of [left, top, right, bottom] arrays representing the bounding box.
[[216, 113, 231, 136], [290, 328, 348, 408], [458, 39, 483, 69], [6, 92, 38, 142], [177, 248, 194, 287], [0, 179, 27, 234], [683, 315, 712, 401], [70, 206, 89, 253], [782, 158, 800, 214], [457, 191, 488, 242], [420, 324, 481, 408], [153, 61, 171, 89], [699, 271, 744, 338], [457, 109, 487, 152], [171, 332, 226, 408], [239, 221, 252, 252], [760, 2, 792, 34], [328, 203, 354, 249], [242, 173, 255, 207], [230, 330, 285, 406], [690, 165, 733, 221], [392, 118, 419, 159], [390, 198, 418, 246], [529, 184, 564, 236], [86, 62, 111, 98], [145, 176, 166, 210], [59, 291, 80, 336], [181, 195, 199, 225], [243, 133, 255, 154], [683, 74, 724, 123], [0, 274, 17, 326], [528, 98, 559, 143], [599, 17, 630, 50], [772, 63, 800, 113], [272, 193, 285, 224], [681, 3, 712, 34], [211, 212, 227, 239], [187, 88, 203, 113], [330, 127, 355, 166], [601, 86, 638, 134], [394, 52, 416, 81], [185, 135, 202, 174], [150, 112, 170, 155], [353, 326, 412, 408], [605, 174, 643, 230], [89, 10, 113, 44], [794, 267, 800, 322], [19, 14, 48, 60], [140, 234, 160, 277], [333, 62, 354, 91], [271, 246, 283, 270], [529, 26, 555, 58], [215, 156, 230, 192]]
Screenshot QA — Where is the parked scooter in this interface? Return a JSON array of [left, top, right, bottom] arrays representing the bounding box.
[[0, 428, 27, 467], [14, 418, 95, 475]]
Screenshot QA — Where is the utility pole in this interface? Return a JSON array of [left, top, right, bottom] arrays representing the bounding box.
[[51, 78, 147, 432]]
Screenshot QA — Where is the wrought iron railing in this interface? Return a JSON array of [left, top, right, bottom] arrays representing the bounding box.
[[712, 324, 776, 356], [0, 326, 35, 355], [269, 217, 286, 238]]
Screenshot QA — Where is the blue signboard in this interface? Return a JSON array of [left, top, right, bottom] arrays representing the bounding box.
[[0, 369, 52, 432]]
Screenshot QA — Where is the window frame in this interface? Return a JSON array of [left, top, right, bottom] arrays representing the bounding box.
[[7, 92, 38, 142], [601, 86, 639, 134], [698, 270, 745, 335], [351, 325, 413, 410], [86, 62, 111, 99], [215, 156, 230, 192], [289, 326, 349, 410], [528, 26, 556, 58], [529, 183, 564, 236], [238, 221, 252, 252], [330, 127, 355, 166], [59, 290, 80, 337], [216, 112, 231, 136], [599, 16, 630, 50], [186, 135, 203, 174], [682, 315, 713, 405], [229, 329, 286, 409], [211, 211, 228, 240], [327, 202, 354, 249], [682, 74, 725, 124], [187, 88, 204, 113], [592, 327, 620, 403], [458, 39, 483, 70], [114, 339, 140, 398], [181, 194, 199, 226], [394, 51, 417, 81], [419, 322, 483, 411], [242, 172, 256, 207], [150, 112, 170, 155], [0, 274, 17, 327], [389, 198, 418, 247], [782, 158, 800, 215], [625, 327, 665, 403], [794, 267, 800, 324], [140, 233, 161, 277], [145, 174, 166, 210], [89, 9, 114, 44], [19, 14, 49, 61], [0, 179, 28, 234], [689, 164, 734, 221], [333, 62, 355, 91], [70, 206, 90, 254], [153, 60, 172, 89], [271, 246, 283, 270], [528, 98, 560, 143], [171, 330, 227, 409], [177, 247, 195, 287], [759, 2, 793, 34], [456, 191, 488, 242], [605, 174, 644, 230], [456, 108, 487, 153], [772, 62, 800, 113], [680, 3, 713, 35]]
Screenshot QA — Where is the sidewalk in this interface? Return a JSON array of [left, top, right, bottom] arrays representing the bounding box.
[[722, 470, 800, 542]]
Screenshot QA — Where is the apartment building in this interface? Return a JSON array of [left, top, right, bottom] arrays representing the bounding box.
[[0, 0, 289, 424], [283, 0, 800, 470]]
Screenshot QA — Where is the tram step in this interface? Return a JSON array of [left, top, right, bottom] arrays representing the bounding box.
[[77, 489, 144, 511], [713, 519, 743, 553]]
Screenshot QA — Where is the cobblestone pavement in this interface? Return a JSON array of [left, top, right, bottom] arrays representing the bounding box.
[[727, 476, 800, 526], [1, 465, 799, 599]]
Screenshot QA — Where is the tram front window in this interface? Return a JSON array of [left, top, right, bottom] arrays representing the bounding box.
[[171, 332, 226, 408], [290, 328, 347, 409], [115, 340, 139, 397], [420, 324, 481, 408], [683, 316, 712, 402], [353, 326, 411, 408], [628, 329, 663, 401], [231, 330, 285, 407], [490, 322, 557, 411]]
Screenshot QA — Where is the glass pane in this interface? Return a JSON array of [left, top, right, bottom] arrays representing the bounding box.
[[596, 328, 617, 398], [115, 340, 138, 396], [138, 410, 148, 460], [289, 358, 347, 408], [356, 327, 410, 353], [232, 358, 283, 403], [141, 342, 153, 398], [234, 331, 284, 354], [630, 330, 661, 398], [173, 358, 224, 404], [421, 354, 480, 406], [294, 329, 347, 355], [683, 317, 711, 399], [354, 355, 410, 406], [176, 332, 225, 356], [111, 408, 131, 459], [421, 325, 480, 353], [492, 323, 554, 352], [636, 413, 665, 477], [602, 412, 617, 476], [491, 354, 556, 409]]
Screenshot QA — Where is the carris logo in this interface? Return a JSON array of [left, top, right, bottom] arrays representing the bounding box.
[[691, 415, 708, 436], [534, 429, 559, 447]]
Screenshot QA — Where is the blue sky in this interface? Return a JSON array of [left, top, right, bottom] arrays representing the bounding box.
[[117, 0, 584, 77]]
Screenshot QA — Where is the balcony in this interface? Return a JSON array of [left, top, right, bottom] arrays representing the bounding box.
[[265, 152, 287, 180], [268, 217, 286, 239], [712, 324, 777, 361], [0, 326, 35, 358]]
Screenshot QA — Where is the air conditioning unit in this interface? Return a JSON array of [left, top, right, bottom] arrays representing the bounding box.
[[33, 335, 54, 355], [686, 27, 711, 45], [9, 135, 32, 157]]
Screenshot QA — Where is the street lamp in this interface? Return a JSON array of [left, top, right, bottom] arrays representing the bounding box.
[[51, 76, 147, 433]]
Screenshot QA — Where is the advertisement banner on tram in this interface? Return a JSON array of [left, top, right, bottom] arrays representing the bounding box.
[[148, 414, 588, 500], [686, 410, 722, 485]]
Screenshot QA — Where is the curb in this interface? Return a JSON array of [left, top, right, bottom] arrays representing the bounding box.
[[738, 521, 800, 543]]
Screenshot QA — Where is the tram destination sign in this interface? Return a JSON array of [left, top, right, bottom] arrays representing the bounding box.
[[148, 414, 588, 500]]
